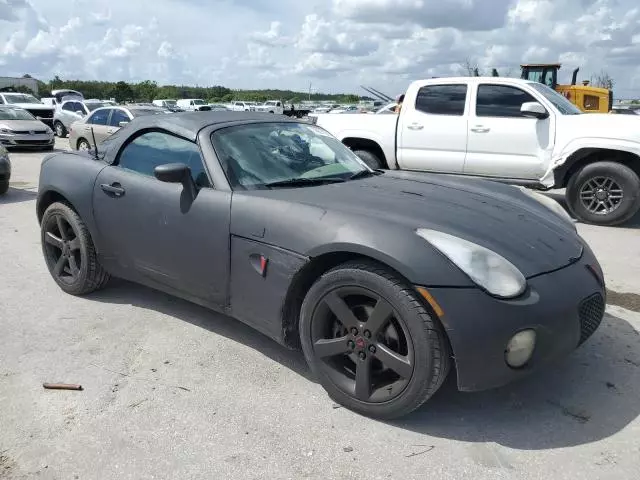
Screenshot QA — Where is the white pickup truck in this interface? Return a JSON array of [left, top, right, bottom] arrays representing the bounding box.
[[312, 77, 640, 226]]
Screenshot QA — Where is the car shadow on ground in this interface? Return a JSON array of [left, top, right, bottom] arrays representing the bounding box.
[[545, 190, 640, 229], [393, 311, 640, 450], [91, 280, 640, 450], [0, 186, 38, 205], [88, 280, 313, 381]]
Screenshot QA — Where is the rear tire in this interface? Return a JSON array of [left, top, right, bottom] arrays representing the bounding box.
[[54, 121, 67, 138], [566, 161, 640, 226], [299, 260, 450, 419], [41, 202, 110, 295], [353, 149, 384, 170]]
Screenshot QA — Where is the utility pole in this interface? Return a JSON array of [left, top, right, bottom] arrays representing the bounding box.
[[308, 82, 312, 101]]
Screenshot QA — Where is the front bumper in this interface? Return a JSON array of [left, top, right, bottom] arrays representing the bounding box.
[[0, 132, 54, 149], [426, 247, 605, 392]]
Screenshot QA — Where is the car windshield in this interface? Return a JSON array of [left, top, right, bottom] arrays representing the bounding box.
[[529, 83, 582, 115], [0, 107, 36, 120], [3, 93, 42, 104], [211, 122, 370, 190], [86, 102, 108, 111]]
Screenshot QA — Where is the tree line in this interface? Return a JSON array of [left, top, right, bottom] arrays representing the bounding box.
[[20, 76, 361, 104]]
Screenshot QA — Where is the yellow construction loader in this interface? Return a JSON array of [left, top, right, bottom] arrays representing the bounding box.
[[520, 64, 612, 113]]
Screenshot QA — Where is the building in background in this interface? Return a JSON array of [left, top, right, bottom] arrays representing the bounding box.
[[0, 76, 39, 95]]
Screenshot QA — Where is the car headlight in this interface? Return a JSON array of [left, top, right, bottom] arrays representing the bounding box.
[[0, 128, 12, 134], [518, 187, 575, 227], [416, 228, 527, 299]]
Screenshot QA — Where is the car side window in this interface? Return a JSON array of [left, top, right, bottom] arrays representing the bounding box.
[[109, 109, 130, 127], [415, 85, 468, 116], [62, 102, 75, 112], [87, 109, 110, 125], [116, 131, 211, 187], [476, 85, 537, 118]]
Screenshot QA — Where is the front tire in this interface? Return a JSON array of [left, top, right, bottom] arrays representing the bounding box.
[[54, 121, 67, 138], [353, 149, 384, 170], [41, 202, 110, 295], [566, 161, 640, 226], [77, 139, 90, 151], [300, 260, 450, 419]]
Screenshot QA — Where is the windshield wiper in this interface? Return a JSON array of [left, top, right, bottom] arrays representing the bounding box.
[[264, 177, 346, 188], [348, 169, 383, 180]]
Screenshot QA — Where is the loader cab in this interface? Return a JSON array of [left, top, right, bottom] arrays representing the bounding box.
[[520, 64, 559, 89]]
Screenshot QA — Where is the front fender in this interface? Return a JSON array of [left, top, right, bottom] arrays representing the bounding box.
[[554, 137, 640, 168], [37, 152, 107, 252]]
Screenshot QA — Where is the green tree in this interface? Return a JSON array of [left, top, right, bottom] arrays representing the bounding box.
[[110, 81, 134, 102], [134, 80, 158, 102]]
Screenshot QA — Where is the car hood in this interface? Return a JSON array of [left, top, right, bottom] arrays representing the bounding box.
[[558, 113, 640, 140], [259, 171, 583, 278], [0, 120, 49, 131], [6, 103, 53, 111]]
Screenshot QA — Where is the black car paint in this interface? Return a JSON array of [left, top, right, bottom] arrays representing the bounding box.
[[37, 112, 604, 392]]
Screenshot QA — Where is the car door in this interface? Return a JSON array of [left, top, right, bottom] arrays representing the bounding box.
[[106, 108, 131, 136], [60, 101, 82, 128], [92, 130, 231, 305], [81, 108, 112, 145], [397, 83, 469, 173], [464, 83, 555, 180]]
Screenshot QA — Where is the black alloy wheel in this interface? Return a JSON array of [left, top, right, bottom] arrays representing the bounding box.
[[41, 202, 110, 295], [300, 261, 450, 419], [43, 212, 82, 284], [310, 286, 414, 403]]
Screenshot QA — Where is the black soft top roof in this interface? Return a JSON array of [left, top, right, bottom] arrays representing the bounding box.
[[122, 111, 298, 142]]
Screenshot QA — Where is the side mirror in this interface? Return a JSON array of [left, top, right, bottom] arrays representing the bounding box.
[[155, 162, 190, 183], [154, 163, 197, 207], [119, 121, 129, 127], [521, 102, 548, 119]]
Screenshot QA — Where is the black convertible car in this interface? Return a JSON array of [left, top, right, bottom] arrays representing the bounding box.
[[37, 112, 606, 419]]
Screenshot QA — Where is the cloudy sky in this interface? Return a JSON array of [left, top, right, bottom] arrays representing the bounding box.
[[1, 0, 640, 97]]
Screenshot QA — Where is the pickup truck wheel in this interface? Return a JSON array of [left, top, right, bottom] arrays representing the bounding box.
[[54, 121, 67, 138], [41, 202, 111, 295], [566, 161, 640, 226], [353, 150, 383, 170]]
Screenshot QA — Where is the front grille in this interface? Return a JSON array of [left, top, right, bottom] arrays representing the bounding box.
[[578, 293, 605, 345], [13, 130, 47, 134], [14, 139, 51, 145], [26, 109, 53, 119]]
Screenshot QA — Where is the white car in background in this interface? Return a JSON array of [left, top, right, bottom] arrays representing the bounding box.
[[0, 92, 55, 129], [229, 101, 257, 112], [176, 99, 211, 111], [254, 100, 284, 114], [53, 99, 111, 138]]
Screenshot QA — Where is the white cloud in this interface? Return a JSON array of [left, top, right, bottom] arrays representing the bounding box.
[[0, 0, 639, 97]]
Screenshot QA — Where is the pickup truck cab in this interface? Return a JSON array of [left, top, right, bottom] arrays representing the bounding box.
[[313, 77, 640, 226]]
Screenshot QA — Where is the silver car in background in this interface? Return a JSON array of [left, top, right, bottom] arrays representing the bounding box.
[[0, 106, 54, 151], [68, 105, 169, 151], [53, 99, 110, 138]]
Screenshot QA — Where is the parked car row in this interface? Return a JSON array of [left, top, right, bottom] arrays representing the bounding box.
[[0, 105, 54, 150]]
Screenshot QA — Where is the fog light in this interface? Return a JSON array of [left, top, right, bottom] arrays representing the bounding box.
[[505, 329, 536, 368]]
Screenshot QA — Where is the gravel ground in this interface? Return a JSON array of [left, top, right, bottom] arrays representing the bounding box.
[[1, 138, 639, 480]]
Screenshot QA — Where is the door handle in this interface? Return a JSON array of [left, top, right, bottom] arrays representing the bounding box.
[[471, 126, 490, 133], [407, 123, 424, 130], [100, 183, 125, 197]]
